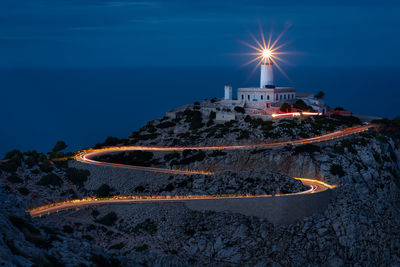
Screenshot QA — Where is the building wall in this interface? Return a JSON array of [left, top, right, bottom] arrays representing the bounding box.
[[237, 87, 296, 108], [237, 88, 274, 102], [274, 92, 296, 101]]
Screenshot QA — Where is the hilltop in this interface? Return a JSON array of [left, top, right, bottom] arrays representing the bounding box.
[[0, 103, 399, 266]]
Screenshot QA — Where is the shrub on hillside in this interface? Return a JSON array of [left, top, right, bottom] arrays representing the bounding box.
[[39, 159, 53, 173], [94, 136, 128, 149], [237, 130, 250, 140], [65, 168, 90, 187], [172, 151, 206, 165], [7, 175, 23, 184], [183, 109, 204, 130], [98, 151, 155, 167], [135, 133, 159, 141], [294, 144, 321, 154], [62, 225, 74, 233], [134, 244, 149, 252], [190, 111, 204, 130], [24, 150, 40, 168], [250, 118, 263, 128], [315, 91, 325, 99], [37, 173, 62, 187], [95, 184, 112, 198], [209, 151, 227, 157], [132, 218, 158, 235], [164, 152, 180, 161], [4, 150, 23, 163], [234, 106, 245, 114], [330, 164, 346, 177], [9, 215, 50, 248], [293, 100, 309, 111], [52, 141, 67, 152], [330, 114, 361, 126], [110, 242, 124, 250], [209, 111, 216, 120], [96, 212, 118, 226], [1, 150, 23, 172], [134, 185, 145, 192], [280, 103, 291, 113], [156, 121, 176, 129], [90, 254, 121, 267], [18, 187, 30, 195]]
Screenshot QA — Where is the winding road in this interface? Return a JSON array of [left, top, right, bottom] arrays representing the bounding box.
[[28, 124, 372, 218]]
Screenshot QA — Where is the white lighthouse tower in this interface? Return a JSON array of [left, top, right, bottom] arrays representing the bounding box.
[[224, 85, 232, 100], [260, 61, 274, 88]]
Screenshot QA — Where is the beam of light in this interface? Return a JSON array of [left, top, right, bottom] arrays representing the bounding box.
[[271, 112, 323, 118], [241, 26, 292, 79]]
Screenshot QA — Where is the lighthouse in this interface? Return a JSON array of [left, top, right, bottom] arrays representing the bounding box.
[[260, 61, 274, 88], [260, 49, 274, 88]]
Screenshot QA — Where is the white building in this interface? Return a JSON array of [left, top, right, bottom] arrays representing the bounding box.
[[236, 60, 296, 111], [224, 85, 232, 100]]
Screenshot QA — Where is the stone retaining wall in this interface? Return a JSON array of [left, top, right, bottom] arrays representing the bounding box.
[[184, 189, 333, 225], [71, 160, 333, 224], [70, 161, 172, 194]]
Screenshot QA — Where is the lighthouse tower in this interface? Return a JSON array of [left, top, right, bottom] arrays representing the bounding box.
[[260, 61, 274, 88]]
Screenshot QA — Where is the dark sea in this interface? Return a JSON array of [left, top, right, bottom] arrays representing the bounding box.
[[0, 66, 399, 157]]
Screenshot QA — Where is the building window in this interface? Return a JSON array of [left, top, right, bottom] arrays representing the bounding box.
[[276, 95, 278, 100], [280, 95, 282, 100], [241, 94, 244, 100], [284, 95, 286, 100], [267, 95, 270, 100], [247, 95, 250, 100], [261, 95, 263, 100]]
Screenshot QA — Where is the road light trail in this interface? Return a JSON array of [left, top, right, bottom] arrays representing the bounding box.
[[28, 124, 370, 217], [28, 178, 333, 218], [75, 124, 372, 175]]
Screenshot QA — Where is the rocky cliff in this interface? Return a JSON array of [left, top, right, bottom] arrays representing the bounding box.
[[0, 114, 399, 266]]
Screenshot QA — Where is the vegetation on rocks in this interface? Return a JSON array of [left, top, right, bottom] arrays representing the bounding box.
[[95, 184, 112, 198], [1, 99, 399, 266], [96, 151, 157, 167], [65, 168, 90, 187], [36, 173, 63, 187], [96, 212, 118, 226]]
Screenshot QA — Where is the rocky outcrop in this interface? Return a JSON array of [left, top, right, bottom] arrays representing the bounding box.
[[1, 113, 399, 265]]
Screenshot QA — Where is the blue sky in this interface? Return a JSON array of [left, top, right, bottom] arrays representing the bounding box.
[[0, 0, 399, 68]]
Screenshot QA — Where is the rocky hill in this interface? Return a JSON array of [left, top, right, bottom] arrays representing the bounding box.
[[0, 109, 399, 266]]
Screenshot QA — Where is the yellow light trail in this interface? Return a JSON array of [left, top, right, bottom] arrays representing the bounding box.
[[27, 178, 330, 217], [29, 124, 372, 217]]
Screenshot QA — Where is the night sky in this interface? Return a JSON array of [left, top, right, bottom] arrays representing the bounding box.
[[1, 0, 399, 156], [1, 0, 400, 68]]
